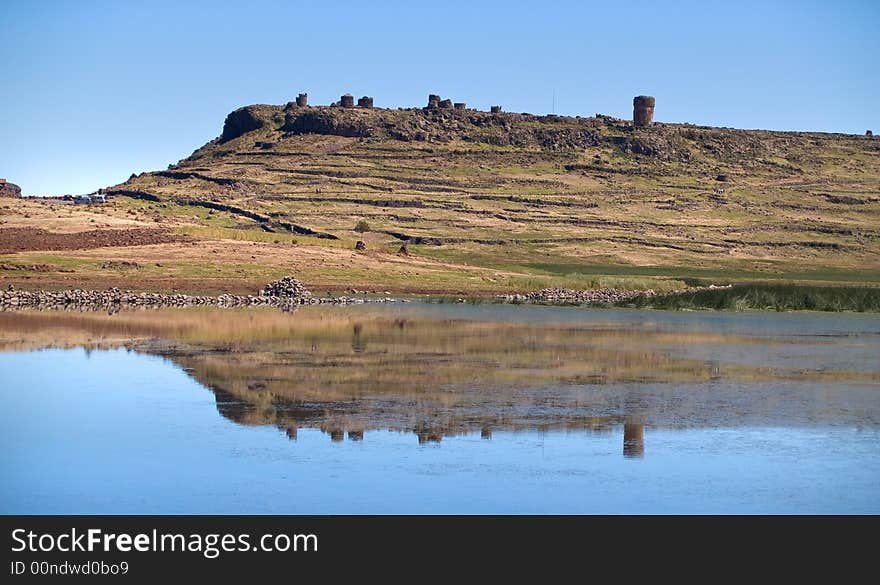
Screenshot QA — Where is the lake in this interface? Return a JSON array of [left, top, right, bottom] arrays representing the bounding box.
[[1, 303, 878, 513]]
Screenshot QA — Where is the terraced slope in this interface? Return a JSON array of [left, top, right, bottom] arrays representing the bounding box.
[[3, 103, 878, 294]]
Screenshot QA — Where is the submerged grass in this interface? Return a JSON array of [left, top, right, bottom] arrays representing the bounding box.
[[617, 284, 880, 312]]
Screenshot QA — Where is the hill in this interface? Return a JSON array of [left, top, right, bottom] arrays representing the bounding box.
[[2, 96, 878, 296]]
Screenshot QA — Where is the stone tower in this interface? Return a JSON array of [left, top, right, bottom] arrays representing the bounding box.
[[633, 95, 655, 127], [340, 94, 354, 108], [296, 93, 308, 107]]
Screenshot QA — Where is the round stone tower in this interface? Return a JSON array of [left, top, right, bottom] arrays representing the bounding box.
[[633, 95, 655, 127]]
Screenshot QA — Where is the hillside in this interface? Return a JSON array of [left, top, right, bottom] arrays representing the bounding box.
[[2, 98, 879, 295]]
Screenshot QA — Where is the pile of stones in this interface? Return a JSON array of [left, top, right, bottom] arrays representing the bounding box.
[[259, 276, 313, 299]]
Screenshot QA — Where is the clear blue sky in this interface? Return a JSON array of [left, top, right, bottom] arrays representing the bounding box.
[[2, 0, 877, 196]]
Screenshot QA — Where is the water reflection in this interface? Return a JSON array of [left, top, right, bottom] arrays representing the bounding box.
[[0, 305, 878, 459], [623, 422, 645, 458]]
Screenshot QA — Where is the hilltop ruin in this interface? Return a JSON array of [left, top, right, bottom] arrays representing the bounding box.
[[219, 92, 665, 151], [215, 92, 813, 163]]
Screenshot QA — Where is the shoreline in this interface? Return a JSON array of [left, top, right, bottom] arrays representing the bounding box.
[[2, 281, 879, 313]]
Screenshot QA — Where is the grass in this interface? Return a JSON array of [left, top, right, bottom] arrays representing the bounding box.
[[4, 108, 879, 308], [617, 284, 880, 312], [526, 262, 880, 285]]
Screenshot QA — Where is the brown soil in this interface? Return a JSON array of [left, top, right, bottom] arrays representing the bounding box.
[[0, 227, 188, 254], [0, 262, 58, 272]]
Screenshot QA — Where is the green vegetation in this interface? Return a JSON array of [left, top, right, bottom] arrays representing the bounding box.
[[5, 103, 878, 310], [617, 284, 880, 312]]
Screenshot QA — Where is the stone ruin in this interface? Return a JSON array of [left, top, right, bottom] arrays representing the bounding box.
[[355, 240, 367, 251], [633, 95, 655, 127], [286, 91, 509, 115], [426, 95, 455, 109], [868, 130, 874, 137]]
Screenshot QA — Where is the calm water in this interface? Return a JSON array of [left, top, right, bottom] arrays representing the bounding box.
[[1, 304, 878, 513]]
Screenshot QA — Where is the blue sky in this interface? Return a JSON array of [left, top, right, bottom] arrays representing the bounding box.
[[1, 0, 877, 196]]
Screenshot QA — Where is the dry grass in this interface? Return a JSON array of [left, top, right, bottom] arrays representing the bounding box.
[[1, 114, 878, 295]]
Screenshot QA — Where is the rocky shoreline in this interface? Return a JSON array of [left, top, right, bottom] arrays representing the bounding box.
[[0, 277, 402, 312], [0, 277, 734, 312], [500, 287, 657, 304], [499, 284, 732, 305]]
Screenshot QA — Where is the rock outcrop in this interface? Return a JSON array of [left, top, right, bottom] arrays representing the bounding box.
[[0, 180, 21, 198], [211, 97, 863, 162], [221, 105, 285, 142]]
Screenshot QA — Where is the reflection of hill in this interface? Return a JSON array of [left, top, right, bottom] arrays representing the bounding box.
[[1, 306, 878, 444]]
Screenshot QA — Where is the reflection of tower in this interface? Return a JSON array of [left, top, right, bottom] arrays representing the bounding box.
[[481, 427, 492, 440], [416, 425, 442, 444], [330, 429, 345, 442], [285, 425, 298, 441], [351, 323, 367, 354], [623, 423, 645, 458], [348, 430, 364, 441]]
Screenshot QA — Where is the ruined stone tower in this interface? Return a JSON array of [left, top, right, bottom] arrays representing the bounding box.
[[490, 105, 502, 113], [357, 96, 374, 108], [454, 102, 466, 110], [633, 95, 655, 127], [340, 94, 354, 108], [427, 94, 441, 108], [296, 93, 308, 107]]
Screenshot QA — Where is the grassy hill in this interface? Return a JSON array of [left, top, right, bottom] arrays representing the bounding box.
[[2, 100, 879, 296]]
